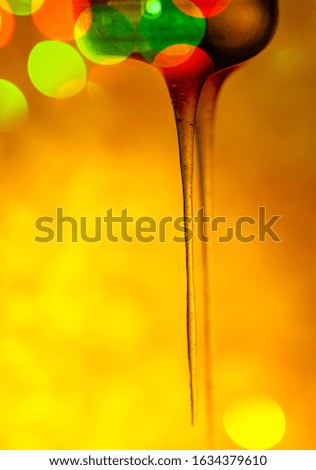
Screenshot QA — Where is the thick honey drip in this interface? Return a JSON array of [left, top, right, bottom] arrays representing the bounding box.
[[162, 53, 214, 424], [167, 79, 200, 425]]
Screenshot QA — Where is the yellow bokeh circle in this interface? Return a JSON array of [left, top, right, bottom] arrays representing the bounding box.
[[0, 79, 28, 132], [0, 0, 45, 16], [223, 393, 286, 449], [28, 41, 87, 99]]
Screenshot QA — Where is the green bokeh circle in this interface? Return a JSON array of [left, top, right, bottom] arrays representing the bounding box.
[[137, 0, 206, 63], [28, 41, 87, 98], [0, 79, 28, 132], [76, 5, 135, 65]]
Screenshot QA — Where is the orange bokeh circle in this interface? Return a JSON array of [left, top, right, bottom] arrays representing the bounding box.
[[32, 0, 78, 41], [0, 1, 15, 48]]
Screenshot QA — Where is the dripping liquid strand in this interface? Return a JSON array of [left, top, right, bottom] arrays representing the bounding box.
[[166, 77, 205, 425]]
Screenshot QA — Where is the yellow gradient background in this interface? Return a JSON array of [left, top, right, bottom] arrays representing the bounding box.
[[0, 0, 315, 449]]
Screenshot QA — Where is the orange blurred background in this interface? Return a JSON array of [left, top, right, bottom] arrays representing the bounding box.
[[0, 0, 315, 450]]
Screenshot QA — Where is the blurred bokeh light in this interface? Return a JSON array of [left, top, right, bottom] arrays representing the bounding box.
[[28, 41, 87, 98], [0, 0, 44, 16], [223, 394, 286, 449], [0, 0, 315, 450], [0, 79, 28, 131]]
